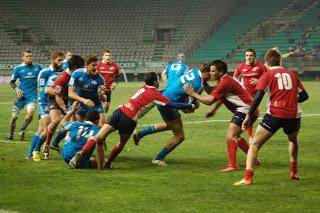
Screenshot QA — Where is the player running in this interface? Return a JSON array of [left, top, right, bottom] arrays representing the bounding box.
[[234, 49, 309, 186], [8, 49, 42, 141], [133, 65, 211, 166]]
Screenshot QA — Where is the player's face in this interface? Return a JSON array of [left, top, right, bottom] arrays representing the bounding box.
[[103, 52, 112, 63], [87, 61, 99, 75], [53, 56, 64, 69], [210, 65, 222, 81], [66, 52, 73, 60], [22, 52, 33, 65], [245, 51, 255, 65]]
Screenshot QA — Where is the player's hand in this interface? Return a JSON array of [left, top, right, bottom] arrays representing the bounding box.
[[241, 114, 251, 131], [83, 99, 95, 107], [184, 86, 195, 96], [249, 78, 258, 85], [71, 101, 80, 112], [15, 87, 24, 98], [110, 82, 117, 91], [206, 110, 215, 118], [192, 100, 200, 110]]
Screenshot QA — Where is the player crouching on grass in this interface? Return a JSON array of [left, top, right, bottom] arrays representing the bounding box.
[[60, 102, 104, 168], [69, 72, 199, 170], [234, 49, 309, 186]]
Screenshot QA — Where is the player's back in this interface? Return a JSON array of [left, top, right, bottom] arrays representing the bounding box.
[[13, 63, 42, 96], [257, 66, 303, 118], [163, 69, 203, 102], [62, 121, 100, 160], [165, 61, 188, 88], [38, 66, 59, 103]]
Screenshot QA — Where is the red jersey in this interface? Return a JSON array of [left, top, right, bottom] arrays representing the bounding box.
[[211, 75, 258, 116], [97, 61, 120, 91], [256, 66, 304, 119], [120, 85, 170, 121], [233, 61, 267, 97], [52, 69, 72, 99]]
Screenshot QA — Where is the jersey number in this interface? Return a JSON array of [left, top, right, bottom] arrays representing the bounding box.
[[180, 72, 195, 84], [275, 73, 292, 90], [171, 63, 182, 71], [131, 88, 145, 99], [76, 126, 94, 139]]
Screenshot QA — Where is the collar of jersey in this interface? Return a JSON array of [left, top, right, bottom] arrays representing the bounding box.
[[270, 66, 283, 70]]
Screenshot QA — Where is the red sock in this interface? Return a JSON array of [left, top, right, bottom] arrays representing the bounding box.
[[247, 126, 253, 139], [237, 137, 249, 153], [245, 169, 254, 180], [290, 161, 298, 174], [106, 144, 123, 165], [227, 139, 238, 167], [81, 137, 97, 154], [44, 130, 54, 146]]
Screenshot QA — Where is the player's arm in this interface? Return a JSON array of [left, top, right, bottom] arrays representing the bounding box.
[[165, 101, 198, 110], [203, 81, 214, 94], [68, 86, 95, 107], [298, 89, 308, 103], [184, 85, 215, 105], [55, 95, 67, 112], [161, 68, 167, 84], [206, 101, 222, 118], [60, 102, 79, 128], [10, 69, 24, 98], [45, 86, 56, 96], [242, 90, 265, 131]]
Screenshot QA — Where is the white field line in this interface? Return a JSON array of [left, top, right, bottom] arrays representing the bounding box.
[[0, 140, 26, 144]]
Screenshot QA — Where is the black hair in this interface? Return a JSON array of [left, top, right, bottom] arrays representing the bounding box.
[[246, 48, 256, 57], [211, 60, 227, 74], [85, 110, 100, 123], [68, 55, 84, 70], [144, 72, 158, 86]]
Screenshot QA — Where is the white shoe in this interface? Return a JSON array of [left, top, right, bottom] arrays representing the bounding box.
[[152, 159, 168, 167]]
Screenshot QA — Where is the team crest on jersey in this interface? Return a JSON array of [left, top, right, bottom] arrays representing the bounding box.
[[253, 67, 259, 72], [242, 69, 247, 72], [92, 80, 97, 85], [28, 72, 32, 76], [110, 67, 114, 71], [79, 77, 83, 81]]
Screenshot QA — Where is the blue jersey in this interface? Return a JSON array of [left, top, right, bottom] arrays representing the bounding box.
[[61, 59, 69, 70], [38, 66, 60, 104], [62, 121, 100, 162], [164, 61, 188, 89], [162, 69, 203, 103], [45, 73, 60, 102], [11, 63, 42, 98], [69, 68, 105, 104]]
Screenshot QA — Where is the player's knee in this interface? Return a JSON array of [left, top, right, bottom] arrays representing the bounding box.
[[27, 104, 36, 113], [12, 106, 21, 117]]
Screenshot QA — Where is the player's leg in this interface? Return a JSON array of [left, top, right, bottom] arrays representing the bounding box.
[[220, 122, 242, 172], [43, 109, 63, 159], [153, 118, 185, 166], [102, 92, 111, 113], [234, 114, 278, 185], [284, 118, 301, 180], [20, 102, 36, 141], [105, 133, 131, 167], [133, 122, 169, 145], [7, 98, 24, 140]]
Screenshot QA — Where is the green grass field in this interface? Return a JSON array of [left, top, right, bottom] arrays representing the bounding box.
[[0, 81, 319, 213]]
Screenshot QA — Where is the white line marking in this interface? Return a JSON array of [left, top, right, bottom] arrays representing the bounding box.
[[0, 140, 26, 144]]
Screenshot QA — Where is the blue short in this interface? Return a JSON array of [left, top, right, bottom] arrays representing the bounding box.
[[260, 113, 301, 134], [62, 144, 95, 168], [231, 111, 257, 128], [13, 95, 37, 109], [76, 102, 104, 118], [157, 105, 181, 122], [38, 103, 50, 118]]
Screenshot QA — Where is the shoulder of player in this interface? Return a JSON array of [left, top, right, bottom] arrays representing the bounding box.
[[71, 68, 85, 77]]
